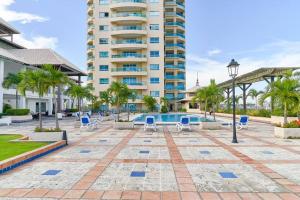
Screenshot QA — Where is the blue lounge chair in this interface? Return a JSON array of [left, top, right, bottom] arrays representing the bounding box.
[[176, 116, 191, 131], [80, 116, 97, 130], [237, 115, 249, 130], [144, 116, 157, 131]]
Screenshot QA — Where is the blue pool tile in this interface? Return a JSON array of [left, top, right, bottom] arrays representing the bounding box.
[[139, 150, 150, 154], [130, 171, 145, 177], [199, 151, 210, 155], [80, 150, 91, 153], [144, 140, 152, 143], [42, 170, 62, 176], [261, 151, 274, 154], [219, 172, 238, 179]]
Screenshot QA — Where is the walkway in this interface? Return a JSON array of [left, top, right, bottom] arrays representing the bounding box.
[[0, 120, 300, 199]]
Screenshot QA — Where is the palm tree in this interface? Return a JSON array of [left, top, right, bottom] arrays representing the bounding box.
[[193, 87, 210, 118], [247, 89, 264, 109], [99, 91, 111, 111], [143, 95, 157, 112], [2, 73, 22, 109], [206, 79, 224, 120], [18, 69, 50, 129], [42, 64, 70, 130], [260, 71, 300, 124]]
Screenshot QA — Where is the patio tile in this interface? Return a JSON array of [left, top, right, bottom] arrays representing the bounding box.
[[219, 192, 241, 200], [121, 191, 141, 199], [162, 191, 180, 200], [62, 189, 85, 199], [178, 147, 239, 160], [82, 190, 104, 199], [6, 189, 32, 197], [102, 191, 122, 199], [44, 189, 67, 198], [25, 189, 49, 197], [141, 191, 161, 200], [257, 193, 281, 200], [52, 146, 114, 159], [181, 192, 201, 200], [266, 164, 300, 185], [278, 193, 300, 200], [128, 138, 167, 146]]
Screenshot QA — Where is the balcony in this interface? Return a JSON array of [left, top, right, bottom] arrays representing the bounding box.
[[87, 0, 93, 4], [165, 12, 185, 19], [87, 25, 95, 35], [165, 74, 185, 81], [165, 54, 185, 60], [165, 85, 185, 91], [111, 53, 147, 63], [87, 66, 95, 71], [165, 64, 185, 71], [165, 43, 185, 50], [87, 56, 95, 65], [87, 17, 94, 25], [87, 5, 94, 16], [111, 26, 147, 36], [87, 35, 94, 45], [111, 12, 147, 23], [111, 39, 147, 49], [165, 94, 185, 101], [111, 67, 147, 76], [87, 45, 94, 55], [165, 22, 185, 29], [123, 81, 147, 90], [110, 0, 147, 10], [165, 33, 185, 39], [165, 0, 185, 10]]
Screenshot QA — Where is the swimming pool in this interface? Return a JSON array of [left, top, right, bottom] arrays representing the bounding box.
[[133, 113, 213, 125]]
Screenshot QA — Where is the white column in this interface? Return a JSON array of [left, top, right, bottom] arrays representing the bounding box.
[[0, 59, 4, 113], [48, 98, 53, 116], [20, 96, 26, 109]]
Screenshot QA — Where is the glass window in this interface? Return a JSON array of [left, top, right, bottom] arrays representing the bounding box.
[[99, 0, 109, 5], [99, 65, 109, 71], [150, 77, 160, 84], [99, 38, 108, 44], [149, 0, 159, 3], [99, 12, 109, 18], [99, 78, 109, 84], [99, 51, 109, 58], [149, 11, 160, 17], [99, 25, 108, 31], [150, 64, 159, 70], [150, 24, 159, 30], [150, 91, 160, 97], [150, 51, 159, 57], [150, 37, 159, 43]]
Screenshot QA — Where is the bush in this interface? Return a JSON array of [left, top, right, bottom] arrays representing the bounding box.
[[5, 109, 30, 116], [282, 120, 300, 128], [178, 108, 187, 112], [161, 105, 168, 113], [3, 104, 12, 113], [34, 127, 62, 132], [68, 108, 79, 113]]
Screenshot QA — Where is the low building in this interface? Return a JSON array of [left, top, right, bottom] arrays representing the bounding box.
[[0, 18, 85, 114]]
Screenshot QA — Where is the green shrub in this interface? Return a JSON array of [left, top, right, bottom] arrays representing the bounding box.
[[283, 120, 300, 128], [3, 104, 12, 113], [5, 109, 30, 116], [161, 105, 168, 113], [272, 109, 298, 117], [34, 127, 62, 132], [178, 108, 187, 112], [68, 108, 79, 112]]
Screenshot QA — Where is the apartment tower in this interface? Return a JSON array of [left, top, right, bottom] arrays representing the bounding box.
[[87, 0, 186, 111]]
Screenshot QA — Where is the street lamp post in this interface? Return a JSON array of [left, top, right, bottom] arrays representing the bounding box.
[[227, 59, 240, 143]]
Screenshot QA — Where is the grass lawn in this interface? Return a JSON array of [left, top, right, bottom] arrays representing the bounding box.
[[0, 134, 49, 161]]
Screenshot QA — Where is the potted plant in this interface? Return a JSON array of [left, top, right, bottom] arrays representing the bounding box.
[[274, 120, 300, 139]]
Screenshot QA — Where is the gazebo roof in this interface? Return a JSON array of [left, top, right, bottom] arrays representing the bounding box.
[[217, 67, 300, 88], [0, 17, 20, 35]]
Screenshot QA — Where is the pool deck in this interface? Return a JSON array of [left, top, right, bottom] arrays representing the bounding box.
[[0, 118, 300, 199]]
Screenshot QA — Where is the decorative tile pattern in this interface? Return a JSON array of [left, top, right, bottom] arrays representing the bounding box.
[[178, 147, 239, 160], [116, 147, 170, 159]]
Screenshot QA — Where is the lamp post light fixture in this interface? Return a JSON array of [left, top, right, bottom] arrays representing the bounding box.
[[227, 59, 240, 143]]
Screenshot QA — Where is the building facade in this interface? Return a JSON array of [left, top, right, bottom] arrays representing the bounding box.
[[87, 0, 186, 111]]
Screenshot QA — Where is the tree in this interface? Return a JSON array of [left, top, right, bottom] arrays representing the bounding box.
[[193, 87, 210, 118], [260, 71, 300, 125], [108, 81, 132, 121], [160, 97, 169, 113], [2, 73, 22, 109], [206, 79, 224, 120], [99, 91, 111, 111], [143, 95, 157, 112], [18, 69, 50, 129], [247, 89, 264, 109], [42, 64, 70, 130]]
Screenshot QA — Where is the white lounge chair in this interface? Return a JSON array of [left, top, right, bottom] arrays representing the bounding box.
[[176, 116, 191, 131], [144, 116, 157, 131], [237, 115, 249, 130], [80, 116, 97, 130]]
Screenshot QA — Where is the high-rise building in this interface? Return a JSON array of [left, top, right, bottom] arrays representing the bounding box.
[[87, 0, 185, 111]]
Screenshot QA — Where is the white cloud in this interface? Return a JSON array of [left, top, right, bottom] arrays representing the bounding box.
[[0, 0, 47, 24], [186, 40, 300, 89], [13, 34, 58, 49], [207, 49, 222, 56]]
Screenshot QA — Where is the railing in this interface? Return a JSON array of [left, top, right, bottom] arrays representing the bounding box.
[[112, 0, 146, 3], [112, 13, 146, 18], [166, 54, 185, 59], [165, 22, 185, 28], [165, 74, 185, 80], [87, 35, 95, 40], [111, 67, 146, 72], [165, 0, 185, 8], [87, 45, 95, 50], [112, 54, 146, 58], [111, 39, 146, 44], [165, 64, 185, 70], [112, 26, 146, 31], [165, 85, 186, 90], [165, 33, 185, 39], [165, 95, 185, 100], [165, 12, 185, 18], [165, 43, 185, 48], [87, 66, 95, 71], [123, 81, 146, 86]]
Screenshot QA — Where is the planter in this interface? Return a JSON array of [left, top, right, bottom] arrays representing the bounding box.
[[7, 115, 32, 123], [271, 116, 298, 125], [26, 132, 64, 142], [274, 127, 300, 139], [0, 117, 11, 125], [200, 121, 222, 130], [114, 121, 134, 130]]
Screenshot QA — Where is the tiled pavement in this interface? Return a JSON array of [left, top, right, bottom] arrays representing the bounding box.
[[0, 119, 300, 199]]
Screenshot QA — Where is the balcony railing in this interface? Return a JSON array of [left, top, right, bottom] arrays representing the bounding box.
[[87, 45, 95, 50], [165, 22, 185, 28], [165, 95, 185, 100], [111, 67, 146, 72], [112, 13, 146, 18], [87, 66, 95, 71], [112, 53, 146, 58], [112, 26, 146, 31], [165, 74, 185, 80], [165, 85, 186, 90], [165, 12, 185, 18], [123, 81, 146, 86], [165, 43, 185, 48], [166, 54, 185, 59], [112, 0, 146, 3], [165, 64, 185, 70], [165, 0, 185, 8], [165, 33, 185, 39], [111, 39, 146, 45]]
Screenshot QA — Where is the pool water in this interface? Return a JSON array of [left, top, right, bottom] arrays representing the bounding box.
[[134, 113, 212, 124]]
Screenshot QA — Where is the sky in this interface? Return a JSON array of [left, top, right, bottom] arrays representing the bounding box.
[[1, 0, 300, 91]]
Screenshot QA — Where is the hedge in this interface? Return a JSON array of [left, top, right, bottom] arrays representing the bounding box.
[[5, 109, 30, 116]]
